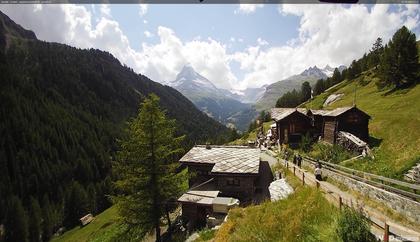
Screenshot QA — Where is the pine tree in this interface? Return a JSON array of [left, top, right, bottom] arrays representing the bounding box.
[[113, 94, 186, 241], [41, 195, 53, 242], [332, 68, 342, 84], [28, 197, 42, 242], [300, 81, 312, 102], [5, 196, 29, 242], [65, 182, 89, 226], [379, 26, 419, 88], [368, 37, 383, 68], [313, 79, 325, 96]]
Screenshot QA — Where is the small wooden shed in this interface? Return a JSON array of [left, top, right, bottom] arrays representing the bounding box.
[[321, 106, 370, 144], [271, 108, 312, 145]]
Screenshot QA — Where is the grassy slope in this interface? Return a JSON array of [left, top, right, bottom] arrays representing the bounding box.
[[215, 172, 341, 242], [302, 71, 420, 178], [52, 206, 121, 242]]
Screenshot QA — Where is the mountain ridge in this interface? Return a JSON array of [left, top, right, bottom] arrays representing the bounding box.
[[169, 64, 257, 131], [255, 65, 346, 110]]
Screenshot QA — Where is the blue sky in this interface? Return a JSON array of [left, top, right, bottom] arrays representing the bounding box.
[[1, 4, 419, 90], [109, 4, 300, 52]]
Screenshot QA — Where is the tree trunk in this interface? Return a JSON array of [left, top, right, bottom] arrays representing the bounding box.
[[165, 203, 172, 230], [155, 223, 161, 242]]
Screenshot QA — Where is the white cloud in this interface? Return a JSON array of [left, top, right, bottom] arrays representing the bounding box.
[[230, 37, 235, 42], [136, 26, 237, 88], [0, 4, 418, 91], [144, 30, 153, 38], [257, 37, 268, 46], [231, 4, 420, 89], [235, 4, 263, 14], [139, 4, 148, 17], [99, 4, 111, 17], [143, 19, 148, 24]]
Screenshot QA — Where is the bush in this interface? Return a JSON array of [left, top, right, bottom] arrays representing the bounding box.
[[336, 208, 376, 242], [299, 132, 312, 152], [310, 143, 354, 164]]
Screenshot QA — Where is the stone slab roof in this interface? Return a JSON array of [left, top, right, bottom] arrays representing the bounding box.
[[178, 190, 220, 204], [180, 145, 261, 174], [271, 106, 370, 120], [270, 108, 307, 122]]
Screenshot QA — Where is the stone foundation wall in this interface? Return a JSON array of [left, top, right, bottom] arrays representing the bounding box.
[[302, 160, 420, 223]]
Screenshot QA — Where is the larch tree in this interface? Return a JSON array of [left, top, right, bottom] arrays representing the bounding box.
[[379, 26, 419, 88], [5, 196, 28, 242], [113, 94, 186, 241]]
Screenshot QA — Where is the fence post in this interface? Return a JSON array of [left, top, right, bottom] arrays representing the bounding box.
[[316, 180, 320, 189], [383, 222, 389, 242], [302, 172, 305, 185], [339, 196, 342, 210], [286, 161, 289, 169], [293, 166, 296, 175]]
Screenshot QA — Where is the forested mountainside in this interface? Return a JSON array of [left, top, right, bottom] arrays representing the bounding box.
[[0, 11, 234, 240]]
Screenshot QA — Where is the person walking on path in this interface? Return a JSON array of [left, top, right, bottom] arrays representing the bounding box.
[[315, 163, 322, 181], [297, 154, 302, 168]]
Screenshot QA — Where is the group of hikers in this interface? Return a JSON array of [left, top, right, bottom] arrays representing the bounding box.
[[284, 151, 323, 181], [292, 154, 303, 168]]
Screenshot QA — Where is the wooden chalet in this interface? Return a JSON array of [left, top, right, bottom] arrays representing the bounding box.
[[271, 106, 370, 145], [178, 145, 264, 230], [271, 108, 312, 145], [179, 145, 262, 200], [318, 106, 370, 143]]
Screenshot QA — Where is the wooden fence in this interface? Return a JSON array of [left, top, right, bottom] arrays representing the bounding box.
[[281, 158, 420, 242], [302, 156, 420, 201]]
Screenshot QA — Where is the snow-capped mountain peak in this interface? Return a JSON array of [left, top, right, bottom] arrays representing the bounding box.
[[170, 64, 218, 91]]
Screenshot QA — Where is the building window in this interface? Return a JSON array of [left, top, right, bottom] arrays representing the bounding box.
[[227, 178, 240, 186]]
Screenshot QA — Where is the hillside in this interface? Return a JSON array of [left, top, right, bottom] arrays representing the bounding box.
[[0, 10, 234, 237], [302, 70, 420, 178], [255, 65, 345, 111], [214, 171, 341, 241]]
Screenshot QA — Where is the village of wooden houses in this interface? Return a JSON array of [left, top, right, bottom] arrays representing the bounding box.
[[1, 5, 420, 242]]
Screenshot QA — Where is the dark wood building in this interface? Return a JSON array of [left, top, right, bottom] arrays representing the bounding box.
[[271, 108, 312, 145], [271, 106, 370, 145], [179, 145, 262, 201], [178, 145, 263, 230], [321, 107, 370, 143]]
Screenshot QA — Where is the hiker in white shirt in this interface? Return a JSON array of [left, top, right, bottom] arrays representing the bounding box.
[[315, 164, 322, 181]]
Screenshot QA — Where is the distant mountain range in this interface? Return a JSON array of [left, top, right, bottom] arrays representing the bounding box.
[[168, 65, 257, 131], [255, 65, 346, 110]]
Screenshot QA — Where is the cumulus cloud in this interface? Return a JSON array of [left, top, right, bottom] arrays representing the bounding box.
[[257, 37, 268, 46], [235, 4, 263, 14], [99, 4, 111, 17], [232, 4, 420, 89], [144, 30, 153, 38], [139, 4, 148, 16], [136, 27, 237, 88], [0, 4, 418, 91]]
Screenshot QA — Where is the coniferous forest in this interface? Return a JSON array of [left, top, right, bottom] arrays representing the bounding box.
[[0, 11, 236, 241]]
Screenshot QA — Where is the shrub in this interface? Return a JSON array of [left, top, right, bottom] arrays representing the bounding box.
[[336, 208, 376, 242], [310, 143, 354, 164], [299, 132, 312, 152]]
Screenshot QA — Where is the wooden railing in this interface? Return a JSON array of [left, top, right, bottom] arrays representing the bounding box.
[[302, 156, 420, 201], [281, 159, 420, 242]]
